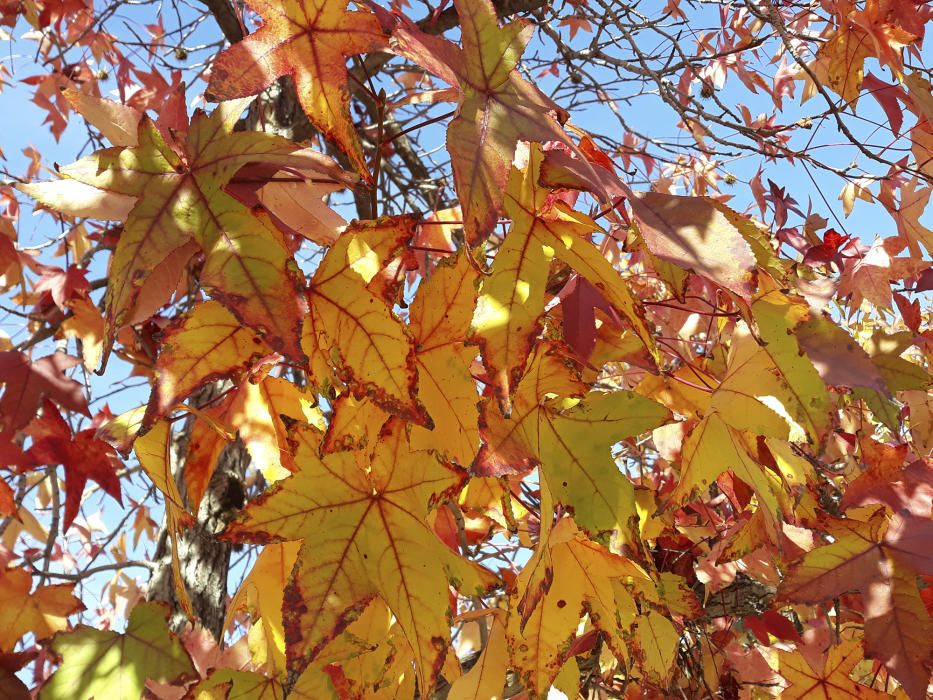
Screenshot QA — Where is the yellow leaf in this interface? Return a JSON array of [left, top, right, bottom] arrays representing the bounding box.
[[508, 517, 654, 696], [670, 412, 785, 538], [223, 420, 497, 693], [305, 217, 430, 426], [409, 252, 481, 465], [751, 289, 831, 443], [448, 611, 508, 700], [60, 294, 104, 372], [19, 104, 344, 361], [146, 300, 273, 426], [0, 568, 83, 651], [472, 148, 656, 412], [778, 638, 887, 699], [134, 420, 194, 618], [225, 541, 301, 674], [633, 610, 679, 685]]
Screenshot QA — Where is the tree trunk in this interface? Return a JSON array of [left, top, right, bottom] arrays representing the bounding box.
[[147, 386, 248, 638]]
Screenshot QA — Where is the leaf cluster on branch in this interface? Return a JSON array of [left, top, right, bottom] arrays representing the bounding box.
[[0, 0, 931, 697]]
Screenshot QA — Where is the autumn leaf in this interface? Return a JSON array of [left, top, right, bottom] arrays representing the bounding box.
[[186, 669, 284, 699], [478, 343, 670, 540], [0, 568, 83, 652], [447, 611, 508, 700], [0, 651, 36, 700], [19, 102, 349, 360], [134, 419, 194, 618], [669, 411, 786, 540], [408, 252, 481, 466], [175, 375, 319, 509], [631, 192, 760, 301], [750, 287, 831, 443], [222, 420, 497, 692], [226, 157, 354, 246], [225, 541, 301, 673], [27, 399, 123, 532], [144, 300, 274, 427], [59, 294, 104, 372], [470, 146, 656, 412], [0, 351, 88, 433], [392, 0, 570, 242], [304, 216, 430, 426], [207, 0, 387, 175], [633, 610, 680, 686], [778, 637, 888, 699], [780, 506, 933, 699], [508, 517, 656, 696], [39, 601, 196, 700]]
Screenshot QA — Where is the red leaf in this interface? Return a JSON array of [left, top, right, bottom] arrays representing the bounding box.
[[893, 292, 922, 333], [558, 275, 620, 360], [862, 72, 906, 136], [761, 610, 801, 642], [27, 399, 123, 531], [0, 352, 89, 433]]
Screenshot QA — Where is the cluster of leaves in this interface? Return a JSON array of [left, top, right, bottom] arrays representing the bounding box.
[[0, 0, 931, 697]]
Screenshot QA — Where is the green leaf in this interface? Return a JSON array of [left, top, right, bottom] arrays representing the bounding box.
[[39, 601, 195, 700]]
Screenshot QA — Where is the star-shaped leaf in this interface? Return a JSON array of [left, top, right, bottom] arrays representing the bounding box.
[[0, 568, 83, 652], [304, 216, 430, 426], [750, 288, 831, 443], [39, 601, 195, 700], [508, 517, 655, 696], [207, 0, 387, 175], [27, 399, 123, 532], [470, 146, 657, 413], [0, 352, 88, 433], [477, 343, 670, 539], [144, 300, 274, 427], [409, 252, 481, 466], [778, 637, 887, 699], [780, 506, 933, 699], [19, 102, 349, 360], [393, 0, 569, 242], [223, 419, 497, 693]]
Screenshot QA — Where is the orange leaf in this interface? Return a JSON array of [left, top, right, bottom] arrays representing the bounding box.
[[0, 568, 83, 652], [207, 0, 387, 175], [145, 300, 273, 427]]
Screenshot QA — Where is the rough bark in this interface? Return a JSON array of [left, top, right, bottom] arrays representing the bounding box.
[[147, 385, 248, 638]]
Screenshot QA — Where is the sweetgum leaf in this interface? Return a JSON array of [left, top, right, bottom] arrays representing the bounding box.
[[408, 252, 481, 466], [207, 0, 387, 175], [18, 102, 349, 361], [477, 342, 670, 539], [39, 601, 195, 700], [393, 0, 569, 243], [0, 352, 88, 433], [27, 399, 123, 532], [780, 507, 933, 699], [470, 146, 656, 413], [144, 300, 274, 427], [0, 568, 83, 652], [508, 517, 656, 695], [304, 216, 430, 426], [777, 637, 888, 699], [222, 420, 497, 693]]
